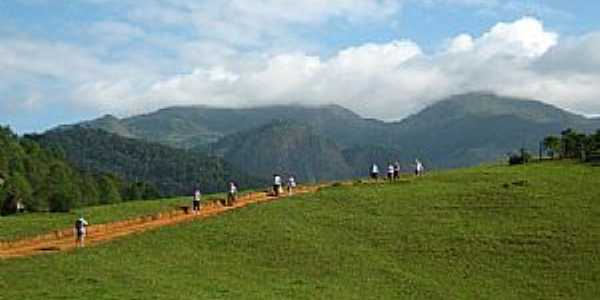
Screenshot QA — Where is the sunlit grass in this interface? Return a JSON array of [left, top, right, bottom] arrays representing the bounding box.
[[1, 161, 599, 299]]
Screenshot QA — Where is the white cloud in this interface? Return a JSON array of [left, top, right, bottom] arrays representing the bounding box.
[[124, 0, 401, 48], [474, 17, 558, 58], [93, 17, 594, 120], [2, 8, 600, 124]]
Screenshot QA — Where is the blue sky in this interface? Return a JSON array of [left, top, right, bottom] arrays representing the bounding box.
[[2, 0, 600, 133]]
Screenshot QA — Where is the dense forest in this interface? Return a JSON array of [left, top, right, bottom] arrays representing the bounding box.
[[32, 127, 268, 197], [211, 120, 354, 182], [0, 126, 155, 215]]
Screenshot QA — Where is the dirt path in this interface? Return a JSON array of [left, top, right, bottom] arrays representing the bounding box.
[[0, 185, 322, 259]]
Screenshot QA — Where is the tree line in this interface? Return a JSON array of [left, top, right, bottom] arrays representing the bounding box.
[[0, 126, 158, 215], [543, 129, 600, 161], [30, 127, 267, 198]]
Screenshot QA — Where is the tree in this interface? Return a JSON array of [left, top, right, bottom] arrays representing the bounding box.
[[543, 136, 561, 159], [80, 174, 101, 206], [47, 164, 81, 212], [98, 175, 121, 204], [1, 172, 32, 215], [560, 129, 586, 159]]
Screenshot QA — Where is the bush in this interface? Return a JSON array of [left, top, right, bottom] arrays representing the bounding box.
[[508, 149, 531, 166]]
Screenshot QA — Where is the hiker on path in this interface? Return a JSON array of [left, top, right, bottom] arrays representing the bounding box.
[[393, 161, 401, 181], [287, 175, 297, 195], [415, 159, 425, 176], [192, 189, 201, 214], [387, 163, 394, 183], [370, 164, 379, 181], [227, 182, 238, 206], [273, 174, 282, 196], [74, 216, 89, 248]]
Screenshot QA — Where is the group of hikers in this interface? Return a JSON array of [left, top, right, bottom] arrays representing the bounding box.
[[272, 174, 296, 197], [370, 159, 425, 182], [191, 180, 240, 215], [73, 159, 425, 247], [190, 174, 296, 216]]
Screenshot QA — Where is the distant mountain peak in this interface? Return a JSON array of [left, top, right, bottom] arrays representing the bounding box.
[[96, 114, 120, 121], [413, 92, 584, 125]]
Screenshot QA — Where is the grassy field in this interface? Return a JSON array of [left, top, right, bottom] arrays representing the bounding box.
[[1, 161, 599, 299], [0, 192, 236, 242]]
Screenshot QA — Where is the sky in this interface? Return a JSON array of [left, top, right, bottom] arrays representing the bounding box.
[[1, 0, 600, 133]]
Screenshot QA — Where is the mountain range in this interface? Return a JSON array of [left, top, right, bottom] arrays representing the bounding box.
[[51, 92, 600, 183]]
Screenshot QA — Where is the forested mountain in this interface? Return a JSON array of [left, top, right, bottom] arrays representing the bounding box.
[[387, 93, 600, 168], [61, 92, 600, 175], [211, 120, 353, 182], [0, 126, 140, 215], [73, 104, 386, 149], [33, 127, 267, 196]]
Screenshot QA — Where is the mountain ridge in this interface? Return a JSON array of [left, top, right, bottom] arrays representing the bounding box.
[[50, 92, 600, 176]]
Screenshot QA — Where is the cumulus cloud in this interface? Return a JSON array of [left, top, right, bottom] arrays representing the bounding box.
[[71, 17, 599, 120], [2, 5, 600, 124]]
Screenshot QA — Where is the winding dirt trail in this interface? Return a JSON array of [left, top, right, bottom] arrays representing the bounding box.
[[0, 185, 322, 259]]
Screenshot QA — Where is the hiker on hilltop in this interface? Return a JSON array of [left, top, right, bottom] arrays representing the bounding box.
[[415, 159, 425, 176], [273, 174, 282, 196], [370, 164, 379, 181], [387, 163, 394, 183], [394, 161, 401, 181], [74, 216, 89, 248], [227, 181, 238, 206], [287, 175, 297, 195], [192, 188, 201, 214]]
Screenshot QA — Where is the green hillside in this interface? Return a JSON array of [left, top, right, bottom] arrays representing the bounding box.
[[0, 126, 138, 214], [32, 127, 267, 196], [1, 161, 599, 299], [212, 120, 353, 182]]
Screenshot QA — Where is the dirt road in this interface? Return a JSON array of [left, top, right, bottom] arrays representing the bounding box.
[[0, 185, 321, 259]]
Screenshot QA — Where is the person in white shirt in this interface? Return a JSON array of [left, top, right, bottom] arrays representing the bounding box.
[[192, 189, 201, 214], [370, 164, 379, 181], [74, 216, 89, 248], [287, 176, 297, 195], [415, 159, 424, 176], [273, 174, 282, 196], [387, 163, 394, 183], [227, 182, 238, 206]]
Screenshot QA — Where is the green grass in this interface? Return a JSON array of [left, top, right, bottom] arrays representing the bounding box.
[[0, 192, 237, 242], [1, 161, 599, 299]]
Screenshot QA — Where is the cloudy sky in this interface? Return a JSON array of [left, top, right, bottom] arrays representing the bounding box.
[[1, 0, 600, 133]]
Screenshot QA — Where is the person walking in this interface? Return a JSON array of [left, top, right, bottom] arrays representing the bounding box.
[[192, 188, 201, 214], [74, 216, 89, 248], [387, 163, 394, 183], [393, 161, 401, 181], [415, 159, 425, 176], [370, 164, 379, 181], [287, 175, 297, 195], [227, 181, 237, 206], [273, 174, 282, 196]]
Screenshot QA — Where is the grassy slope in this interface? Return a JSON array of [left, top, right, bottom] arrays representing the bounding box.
[[0, 193, 232, 242], [1, 161, 599, 299]]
